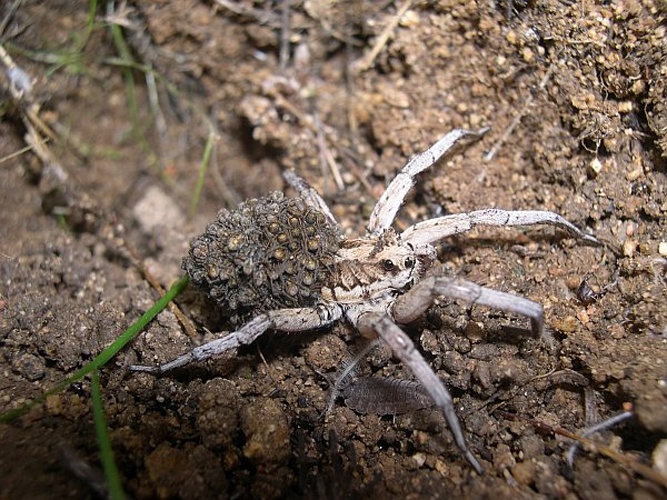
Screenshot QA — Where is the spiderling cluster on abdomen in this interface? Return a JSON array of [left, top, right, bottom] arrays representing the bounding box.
[[182, 191, 342, 324]]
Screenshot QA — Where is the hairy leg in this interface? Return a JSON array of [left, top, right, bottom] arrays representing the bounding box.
[[325, 338, 379, 413], [401, 208, 599, 248], [131, 305, 343, 374], [283, 170, 339, 228], [367, 128, 488, 235], [357, 312, 484, 474], [393, 276, 544, 336]]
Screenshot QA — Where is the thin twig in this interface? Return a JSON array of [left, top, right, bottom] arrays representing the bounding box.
[[567, 409, 634, 467], [484, 62, 558, 162], [352, 0, 414, 73], [498, 410, 667, 489], [279, 0, 290, 71], [315, 112, 345, 191], [214, 0, 281, 25], [58, 443, 109, 499], [264, 87, 347, 193], [0, 0, 26, 38]]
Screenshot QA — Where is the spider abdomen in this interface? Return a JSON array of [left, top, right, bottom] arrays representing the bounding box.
[[182, 191, 342, 324]]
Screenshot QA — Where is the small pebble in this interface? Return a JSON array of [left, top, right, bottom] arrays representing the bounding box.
[[658, 241, 667, 256], [12, 353, 45, 381], [512, 460, 536, 485], [652, 439, 667, 475]]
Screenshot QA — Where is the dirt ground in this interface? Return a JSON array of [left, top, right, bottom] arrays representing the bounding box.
[[1, 1, 666, 498]]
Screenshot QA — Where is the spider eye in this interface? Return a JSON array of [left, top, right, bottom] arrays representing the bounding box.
[[382, 259, 395, 271], [404, 258, 414, 269]]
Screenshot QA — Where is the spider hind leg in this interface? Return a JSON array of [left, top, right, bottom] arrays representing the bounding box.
[[131, 306, 343, 374], [357, 312, 485, 474]]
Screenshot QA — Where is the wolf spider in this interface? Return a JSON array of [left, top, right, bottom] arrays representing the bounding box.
[[132, 128, 598, 473]]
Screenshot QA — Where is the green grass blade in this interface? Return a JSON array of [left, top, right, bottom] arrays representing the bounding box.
[[188, 130, 216, 219], [91, 370, 125, 500], [108, 21, 140, 135]]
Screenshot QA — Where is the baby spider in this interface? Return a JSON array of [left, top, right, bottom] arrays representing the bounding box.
[[132, 128, 599, 473]]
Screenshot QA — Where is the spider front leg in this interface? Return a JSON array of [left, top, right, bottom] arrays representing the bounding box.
[[368, 127, 489, 235], [357, 312, 484, 474], [393, 276, 544, 336], [401, 208, 600, 247], [283, 170, 339, 228], [131, 305, 343, 374]]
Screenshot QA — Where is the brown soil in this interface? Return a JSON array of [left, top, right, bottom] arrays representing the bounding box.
[[1, 1, 666, 498]]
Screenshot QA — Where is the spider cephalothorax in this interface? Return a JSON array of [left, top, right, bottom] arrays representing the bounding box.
[[321, 229, 432, 304], [133, 128, 599, 474]]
